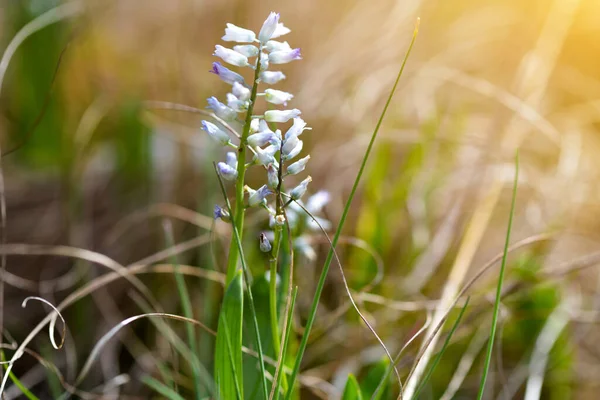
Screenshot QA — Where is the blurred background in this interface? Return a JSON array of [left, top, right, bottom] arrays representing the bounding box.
[[2, 0, 600, 398]]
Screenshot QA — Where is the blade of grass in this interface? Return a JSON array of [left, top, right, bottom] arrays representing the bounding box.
[[163, 221, 203, 400], [271, 286, 298, 400], [284, 18, 420, 400], [411, 297, 470, 400], [476, 153, 519, 400], [214, 163, 269, 400], [342, 374, 364, 400], [142, 375, 186, 400]]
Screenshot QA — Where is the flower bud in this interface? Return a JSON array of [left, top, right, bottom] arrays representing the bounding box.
[[217, 161, 238, 181], [267, 164, 279, 189], [258, 12, 280, 43], [259, 232, 272, 252], [250, 118, 260, 133], [285, 117, 308, 139], [206, 96, 237, 121], [259, 71, 286, 84], [233, 44, 259, 57], [246, 185, 272, 207], [265, 89, 294, 106], [210, 62, 245, 85], [201, 120, 230, 145], [253, 146, 276, 166], [287, 155, 310, 175], [264, 109, 301, 123], [248, 132, 277, 147], [232, 82, 251, 101], [222, 23, 256, 43], [290, 176, 312, 200], [226, 152, 237, 168], [213, 205, 231, 222], [265, 40, 292, 52], [271, 23, 291, 39], [214, 45, 250, 67], [269, 48, 302, 64], [226, 93, 247, 112]]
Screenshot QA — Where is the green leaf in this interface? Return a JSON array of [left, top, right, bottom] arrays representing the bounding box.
[[215, 270, 244, 400], [342, 374, 363, 400], [361, 358, 391, 400]]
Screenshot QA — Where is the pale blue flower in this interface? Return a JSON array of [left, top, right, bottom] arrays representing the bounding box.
[[283, 140, 303, 161], [290, 176, 312, 200], [282, 134, 299, 155], [258, 12, 280, 43], [259, 232, 272, 252], [214, 45, 250, 67], [226, 152, 237, 168], [213, 205, 231, 222], [217, 161, 238, 181], [206, 96, 237, 121], [226, 93, 247, 112], [269, 48, 302, 64], [248, 132, 278, 147], [306, 191, 330, 214], [210, 62, 245, 85], [287, 155, 310, 175], [222, 23, 256, 43], [285, 117, 308, 139], [233, 44, 259, 57], [267, 164, 279, 189], [271, 23, 291, 39], [254, 146, 277, 166], [265, 40, 292, 52], [201, 120, 230, 145], [232, 82, 251, 101], [246, 185, 272, 207], [260, 71, 286, 84], [264, 109, 301, 123], [265, 89, 294, 106]]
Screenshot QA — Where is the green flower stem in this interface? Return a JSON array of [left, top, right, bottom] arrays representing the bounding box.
[[225, 56, 263, 285], [269, 226, 283, 355]]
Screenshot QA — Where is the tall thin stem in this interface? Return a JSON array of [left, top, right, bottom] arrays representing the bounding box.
[[225, 56, 263, 285]]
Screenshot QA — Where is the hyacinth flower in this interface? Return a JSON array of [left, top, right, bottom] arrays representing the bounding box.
[[202, 12, 314, 399]]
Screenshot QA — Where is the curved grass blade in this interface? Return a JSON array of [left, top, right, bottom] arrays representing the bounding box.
[[476, 153, 519, 400], [411, 297, 470, 400], [284, 18, 420, 400]]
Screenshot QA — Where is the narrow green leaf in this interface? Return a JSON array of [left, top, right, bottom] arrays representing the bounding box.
[[412, 297, 471, 400], [360, 358, 391, 400], [477, 152, 519, 400], [342, 374, 363, 400], [215, 270, 244, 400], [142, 375, 186, 400]]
